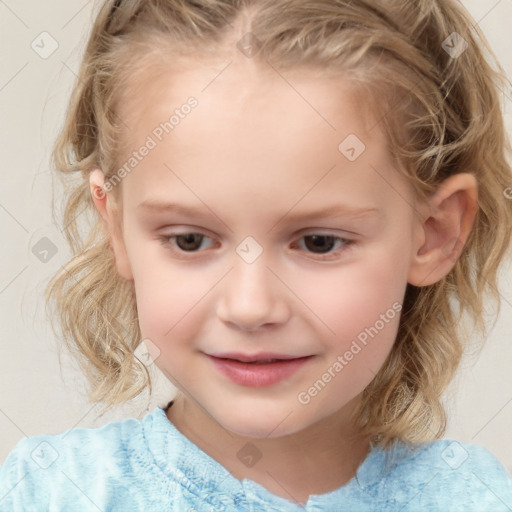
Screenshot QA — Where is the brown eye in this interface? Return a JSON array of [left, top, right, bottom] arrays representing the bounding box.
[[174, 233, 205, 251], [159, 232, 216, 254], [292, 233, 355, 260], [302, 235, 337, 254]]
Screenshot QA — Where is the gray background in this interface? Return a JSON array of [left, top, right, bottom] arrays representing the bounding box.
[[1, 0, 511, 475]]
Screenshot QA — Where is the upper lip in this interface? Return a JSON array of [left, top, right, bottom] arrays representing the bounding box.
[[207, 352, 312, 363]]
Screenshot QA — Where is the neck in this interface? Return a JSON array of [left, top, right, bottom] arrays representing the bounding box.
[[166, 396, 371, 506]]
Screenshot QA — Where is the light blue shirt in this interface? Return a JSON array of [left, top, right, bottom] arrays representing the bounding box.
[[1, 404, 511, 511]]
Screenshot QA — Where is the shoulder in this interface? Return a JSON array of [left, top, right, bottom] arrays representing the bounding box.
[[1, 410, 143, 474], [364, 438, 512, 511], [0, 409, 158, 510]]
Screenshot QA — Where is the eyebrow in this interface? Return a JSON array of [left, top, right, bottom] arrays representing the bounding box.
[[137, 199, 381, 224]]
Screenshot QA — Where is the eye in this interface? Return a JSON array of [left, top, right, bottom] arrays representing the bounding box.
[[292, 234, 355, 260], [158, 231, 355, 260], [158, 232, 216, 254]]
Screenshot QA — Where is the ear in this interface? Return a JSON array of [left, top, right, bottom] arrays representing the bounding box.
[[89, 169, 134, 282], [408, 173, 478, 286]]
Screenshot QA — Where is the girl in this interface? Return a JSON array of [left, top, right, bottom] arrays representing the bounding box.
[[1, 0, 512, 510]]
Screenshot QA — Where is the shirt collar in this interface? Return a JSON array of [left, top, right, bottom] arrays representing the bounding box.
[[142, 405, 419, 510]]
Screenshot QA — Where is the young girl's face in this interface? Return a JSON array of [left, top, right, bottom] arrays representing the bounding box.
[[102, 56, 425, 438]]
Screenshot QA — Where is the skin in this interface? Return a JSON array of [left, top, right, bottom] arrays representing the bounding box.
[[89, 48, 477, 505]]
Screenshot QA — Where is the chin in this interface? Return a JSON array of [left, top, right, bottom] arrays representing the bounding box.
[[215, 408, 309, 440]]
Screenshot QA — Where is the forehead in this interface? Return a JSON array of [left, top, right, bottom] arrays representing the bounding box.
[[117, 53, 379, 147], [113, 56, 405, 218]]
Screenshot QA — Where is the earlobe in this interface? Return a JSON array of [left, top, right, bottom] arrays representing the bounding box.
[[407, 173, 478, 287], [88, 169, 134, 282]]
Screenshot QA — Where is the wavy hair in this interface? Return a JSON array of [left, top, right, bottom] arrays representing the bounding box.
[[45, 0, 512, 447]]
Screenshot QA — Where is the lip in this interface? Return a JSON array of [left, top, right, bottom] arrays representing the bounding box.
[[206, 353, 313, 387], [207, 352, 310, 363]]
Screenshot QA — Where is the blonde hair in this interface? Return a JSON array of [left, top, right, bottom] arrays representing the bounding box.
[[46, 0, 512, 447]]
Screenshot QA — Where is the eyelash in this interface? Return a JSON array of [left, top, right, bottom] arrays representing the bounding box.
[[157, 231, 356, 261]]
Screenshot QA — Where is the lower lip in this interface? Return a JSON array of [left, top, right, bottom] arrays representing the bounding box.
[[207, 355, 313, 387]]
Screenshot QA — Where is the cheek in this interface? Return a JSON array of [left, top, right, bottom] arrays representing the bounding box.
[[129, 251, 210, 347], [292, 246, 408, 341]]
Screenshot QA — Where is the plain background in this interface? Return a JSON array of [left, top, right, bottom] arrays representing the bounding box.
[[1, 0, 511, 475]]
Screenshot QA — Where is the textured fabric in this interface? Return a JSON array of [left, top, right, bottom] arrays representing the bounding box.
[[1, 403, 511, 511]]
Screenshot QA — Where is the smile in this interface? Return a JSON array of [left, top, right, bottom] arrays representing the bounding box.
[[206, 354, 313, 387]]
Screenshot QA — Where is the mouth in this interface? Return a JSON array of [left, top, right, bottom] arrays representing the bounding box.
[[207, 352, 312, 363], [205, 353, 314, 387]]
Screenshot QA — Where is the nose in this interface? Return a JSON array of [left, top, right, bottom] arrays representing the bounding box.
[[216, 255, 291, 332]]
